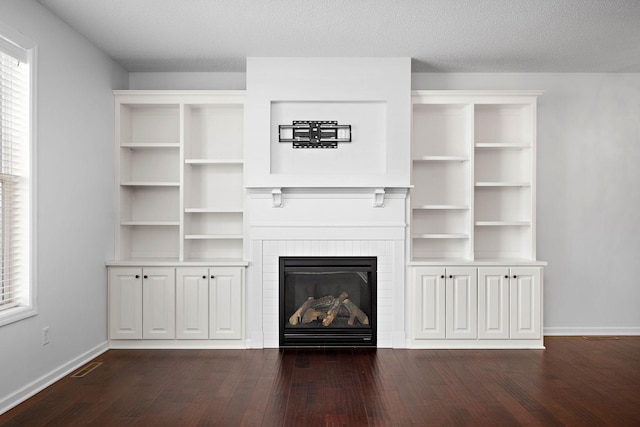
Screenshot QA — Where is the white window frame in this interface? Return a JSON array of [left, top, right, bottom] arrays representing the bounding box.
[[0, 22, 36, 327]]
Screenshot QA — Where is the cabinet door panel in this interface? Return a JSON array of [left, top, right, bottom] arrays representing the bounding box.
[[478, 267, 509, 339], [445, 267, 477, 339], [413, 267, 446, 339], [109, 268, 143, 339], [176, 268, 209, 339], [142, 268, 175, 339], [510, 267, 541, 339], [209, 267, 243, 339]]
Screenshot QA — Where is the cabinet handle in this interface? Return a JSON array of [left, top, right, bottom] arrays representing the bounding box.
[[143, 275, 148, 279], [505, 275, 509, 279], [135, 275, 140, 279], [202, 275, 206, 279], [440, 275, 445, 279], [513, 275, 517, 279], [449, 275, 453, 279], [211, 275, 215, 279]]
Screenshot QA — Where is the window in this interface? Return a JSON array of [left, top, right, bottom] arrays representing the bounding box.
[[0, 25, 34, 326]]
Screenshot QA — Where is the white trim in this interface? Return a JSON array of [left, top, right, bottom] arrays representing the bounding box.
[[544, 327, 640, 336], [0, 24, 37, 326], [0, 342, 108, 415]]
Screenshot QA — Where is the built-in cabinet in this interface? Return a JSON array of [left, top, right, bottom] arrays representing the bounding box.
[[478, 267, 542, 340], [410, 91, 545, 349], [108, 266, 244, 346], [412, 266, 542, 348], [176, 267, 243, 340], [108, 91, 246, 348]]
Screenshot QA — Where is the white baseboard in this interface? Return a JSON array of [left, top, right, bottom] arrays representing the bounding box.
[[0, 341, 109, 416], [545, 326, 640, 336]]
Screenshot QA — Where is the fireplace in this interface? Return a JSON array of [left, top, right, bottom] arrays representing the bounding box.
[[279, 256, 377, 347]]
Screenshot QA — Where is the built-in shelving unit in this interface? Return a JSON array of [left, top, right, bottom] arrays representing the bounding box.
[[109, 91, 246, 348], [410, 91, 544, 349], [410, 91, 541, 263], [410, 102, 473, 261], [113, 91, 246, 263]]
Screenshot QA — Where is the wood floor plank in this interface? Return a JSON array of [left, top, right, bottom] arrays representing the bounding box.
[[2, 337, 640, 426]]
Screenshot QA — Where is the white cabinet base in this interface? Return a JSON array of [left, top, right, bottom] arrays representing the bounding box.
[[411, 264, 544, 349], [108, 265, 245, 349]]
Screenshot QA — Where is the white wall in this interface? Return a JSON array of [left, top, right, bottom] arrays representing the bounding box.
[[413, 73, 640, 335], [0, 0, 128, 413]]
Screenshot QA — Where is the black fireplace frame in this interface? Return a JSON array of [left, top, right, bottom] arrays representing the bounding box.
[[279, 256, 377, 348]]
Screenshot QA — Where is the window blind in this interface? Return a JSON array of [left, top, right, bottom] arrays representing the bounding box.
[[0, 34, 30, 312]]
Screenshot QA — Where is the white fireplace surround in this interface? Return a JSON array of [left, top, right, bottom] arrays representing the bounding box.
[[246, 188, 409, 348], [244, 58, 412, 348]]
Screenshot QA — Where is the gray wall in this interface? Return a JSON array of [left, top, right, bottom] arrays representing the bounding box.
[[0, 0, 128, 412]]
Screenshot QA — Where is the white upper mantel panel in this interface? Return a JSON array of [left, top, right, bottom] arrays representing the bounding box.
[[245, 57, 411, 188]]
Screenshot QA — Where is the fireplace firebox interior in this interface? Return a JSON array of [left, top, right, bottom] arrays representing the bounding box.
[[279, 256, 377, 347]]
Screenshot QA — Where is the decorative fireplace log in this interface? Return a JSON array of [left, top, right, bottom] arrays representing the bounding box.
[[288, 297, 314, 326], [302, 308, 326, 324], [289, 292, 369, 327], [343, 298, 369, 326], [322, 292, 349, 326]]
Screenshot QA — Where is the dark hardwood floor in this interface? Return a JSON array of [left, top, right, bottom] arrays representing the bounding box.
[[2, 337, 640, 426]]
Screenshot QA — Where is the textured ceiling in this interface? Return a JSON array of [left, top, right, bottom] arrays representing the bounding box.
[[37, 0, 640, 73]]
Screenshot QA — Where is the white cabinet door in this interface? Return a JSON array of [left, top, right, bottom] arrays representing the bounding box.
[[445, 267, 477, 339], [413, 267, 446, 339], [176, 267, 209, 339], [478, 268, 510, 339], [478, 267, 541, 340], [142, 268, 175, 339], [209, 267, 243, 339], [510, 267, 542, 339], [109, 267, 143, 339]]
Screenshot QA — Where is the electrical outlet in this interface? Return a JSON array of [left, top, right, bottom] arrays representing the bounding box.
[[42, 326, 50, 346]]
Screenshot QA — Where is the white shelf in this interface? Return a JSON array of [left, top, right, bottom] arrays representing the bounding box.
[[184, 234, 244, 240], [120, 181, 180, 187], [413, 156, 469, 162], [475, 182, 530, 187], [475, 143, 530, 149], [185, 208, 243, 213], [185, 159, 243, 165], [121, 143, 180, 149], [475, 221, 530, 226], [121, 221, 180, 226], [413, 204, 469, 210], [413, 233, 470, 239]]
